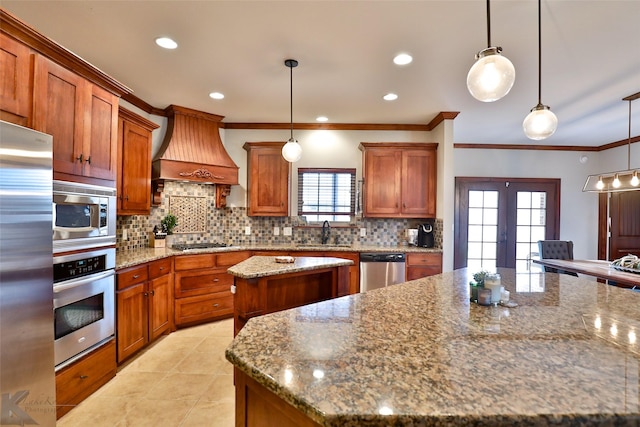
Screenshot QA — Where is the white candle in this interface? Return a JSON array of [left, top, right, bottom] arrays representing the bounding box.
[[484, 274, 502, 304]]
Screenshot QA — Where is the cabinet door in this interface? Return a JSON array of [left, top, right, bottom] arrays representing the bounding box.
[[84, 84, 117, 181], [33, 55, 86, 177], [363, 149, 401, 217], [116, 282, 148, 363], [246, 144, 289, 216], [401, 149, 436, 217], [118, 118, 151, 214], [149, 274, 172, 341], [0, 33, 32, 126]]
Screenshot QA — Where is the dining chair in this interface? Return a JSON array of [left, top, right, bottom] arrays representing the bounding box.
[[537, 240, 579, 276]]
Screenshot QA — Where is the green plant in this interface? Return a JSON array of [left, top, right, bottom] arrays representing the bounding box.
[[472, 270, 490, 286], [161, 213, 178, 235]]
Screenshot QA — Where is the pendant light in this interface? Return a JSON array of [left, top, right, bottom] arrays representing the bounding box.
[[583, 92, 640, 193], [523, 0, 557, 140], [282, 59, 302, 163], [467, 0, 516, 102]]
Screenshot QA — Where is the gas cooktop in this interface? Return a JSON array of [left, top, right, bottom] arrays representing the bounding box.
[[172, 242, 231, 251]]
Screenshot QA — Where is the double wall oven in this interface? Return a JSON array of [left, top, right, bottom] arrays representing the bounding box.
[[52, 181, 117, 369]]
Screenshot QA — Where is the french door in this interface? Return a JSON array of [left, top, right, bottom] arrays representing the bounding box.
[[454, 178, 561, 271]]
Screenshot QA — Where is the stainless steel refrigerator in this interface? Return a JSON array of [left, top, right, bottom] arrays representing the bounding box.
[[0, 120, 56, 426]]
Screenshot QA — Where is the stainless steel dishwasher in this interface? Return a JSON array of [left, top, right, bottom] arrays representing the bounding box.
[[359, 253, 406, 292]]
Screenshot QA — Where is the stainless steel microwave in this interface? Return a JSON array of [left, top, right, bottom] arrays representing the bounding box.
[[53, 180, 116, 253]]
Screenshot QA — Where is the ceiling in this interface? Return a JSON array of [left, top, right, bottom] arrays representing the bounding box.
[[3, 1, 639, 147]]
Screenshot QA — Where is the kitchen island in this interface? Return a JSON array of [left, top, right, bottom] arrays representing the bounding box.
[[227, 255, 353, 335], [226, 268, 640, 427]]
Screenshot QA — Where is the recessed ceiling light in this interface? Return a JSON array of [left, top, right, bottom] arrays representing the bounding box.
[[316, 116, 328, 122], [393, 53, 413, 65], [383, 93, 398, 101], [209, 92, 224, 100], [155, 37, 178, 49]]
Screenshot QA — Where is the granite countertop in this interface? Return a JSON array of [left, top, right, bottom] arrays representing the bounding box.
[[227, 256, 354, 279], [116, 244, 441, 269], [225, 268, 640, 427]]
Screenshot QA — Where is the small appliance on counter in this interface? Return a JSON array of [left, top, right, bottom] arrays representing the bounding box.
[[417, 221, 435, 248]]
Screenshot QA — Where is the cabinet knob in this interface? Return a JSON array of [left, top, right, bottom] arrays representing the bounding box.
[[159, 267, 165, 271], [76, 154, 83, 163], [79, 375, 88, 380], [85, 156, 91, 164], [143, 291, 149, 297], [150, 290, 155, 296], [133, 274, 140, 279]]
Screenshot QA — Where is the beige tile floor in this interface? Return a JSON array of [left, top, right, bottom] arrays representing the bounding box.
[[58, 318, 235, 427]]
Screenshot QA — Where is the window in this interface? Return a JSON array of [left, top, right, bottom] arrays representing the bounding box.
[[298, 168, 356, 222]]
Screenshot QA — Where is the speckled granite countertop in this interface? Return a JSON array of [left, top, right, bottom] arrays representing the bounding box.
[[227, 256, 354, 279], [116, 244, 441, 269], [225, 268, 640, 427]]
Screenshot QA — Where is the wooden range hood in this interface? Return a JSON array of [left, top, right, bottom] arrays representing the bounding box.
[[152, 105, 239, 207]]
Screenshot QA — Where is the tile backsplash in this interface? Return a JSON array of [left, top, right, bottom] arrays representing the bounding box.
[[117, 181, 442, 251]]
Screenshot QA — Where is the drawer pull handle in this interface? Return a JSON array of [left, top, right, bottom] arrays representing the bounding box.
[[213, 303, 219, 307], [159, 267, 165, 270], [85, 156, 91, 164], [213, 278, 219, 282], [79, 375, 88, 380], [133, 274, 140, 279]]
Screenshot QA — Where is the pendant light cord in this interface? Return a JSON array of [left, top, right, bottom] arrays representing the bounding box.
[[537, 0, 542, 106], [486, 0, 491, 47], [290, 62, 293, 139], [628, 99, 632, 170]]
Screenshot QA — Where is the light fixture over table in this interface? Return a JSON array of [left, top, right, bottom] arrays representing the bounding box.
[[282, 59, 302, 163], [583, 92, 640, 193], [466, 0, 516, 102], [523, 0, 558, 140]]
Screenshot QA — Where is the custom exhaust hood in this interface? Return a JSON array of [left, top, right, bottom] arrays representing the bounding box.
[[152, 105, 239, 206]]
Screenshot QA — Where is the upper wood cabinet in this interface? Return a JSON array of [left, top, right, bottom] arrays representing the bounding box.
[[33, 55, 119, 185], [360, 142, 438, 218], [117, 107, 159, 215], [0, 32, 32, 126], [244, 142, 289, 216]]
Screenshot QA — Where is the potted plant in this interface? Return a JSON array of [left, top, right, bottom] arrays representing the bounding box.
[[161, 213, 177, 235], [469, 270, 489, 302]]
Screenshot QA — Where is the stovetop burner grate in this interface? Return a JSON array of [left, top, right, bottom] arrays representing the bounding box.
[[172, 242, 229, 251]]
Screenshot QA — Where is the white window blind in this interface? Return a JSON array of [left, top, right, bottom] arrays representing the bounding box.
[[298, 168, 356, 222]]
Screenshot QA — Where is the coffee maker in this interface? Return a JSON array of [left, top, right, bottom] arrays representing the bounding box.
[[417, 222, 435, 248]]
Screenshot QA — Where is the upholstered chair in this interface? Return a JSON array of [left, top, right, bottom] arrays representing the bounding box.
[[537, 240, 579, 276]]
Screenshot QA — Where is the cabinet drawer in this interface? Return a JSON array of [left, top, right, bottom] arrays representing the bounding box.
[[117, 264, 148, 290], [174, 254, 216, 271], [407, 266, 442, 281], [56, 339, 116, 418], [149, 257, 172, 279], [406, 252, 442, 267], [175, 293, 233, 325], [216, 250, 250, 267], [175, 270, 234, 298]]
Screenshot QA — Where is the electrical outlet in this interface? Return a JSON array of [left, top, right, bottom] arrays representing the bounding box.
[[283, 227, 293, 236], [123, 229, 128, 240], [360, 228, 366, 237], [244, 226, 251, 235], [273, 226, 280, 236]]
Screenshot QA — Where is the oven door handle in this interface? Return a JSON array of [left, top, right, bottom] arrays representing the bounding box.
[[53, 270, 115, 293]]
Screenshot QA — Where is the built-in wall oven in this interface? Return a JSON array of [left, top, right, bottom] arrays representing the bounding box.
[[53, 180, 116, 254], [53, 247, 115, 369]]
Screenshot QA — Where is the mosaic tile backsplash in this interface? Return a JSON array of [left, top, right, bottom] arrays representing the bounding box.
[[116, 181, 443, 251]]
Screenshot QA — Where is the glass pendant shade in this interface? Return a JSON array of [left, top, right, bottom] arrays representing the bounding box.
[[467, 48, 516, 102], [282, 138, 302, 162], [523, 105, 558, 140]]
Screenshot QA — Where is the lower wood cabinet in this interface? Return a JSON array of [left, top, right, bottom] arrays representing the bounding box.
[[293, 251, 360, 294], [174, 251, 250, 327], [55, 339, 116, 419], [116, 257, 173, 363], [406, 252, 442, 280]]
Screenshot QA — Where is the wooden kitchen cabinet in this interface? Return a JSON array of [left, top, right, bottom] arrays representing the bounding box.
[[244, 142, 289, 216], [406, 252, 442, 280], [55, 338, 116, 419], [116, 257, 173, 363], [360, 143, 437, 218], [117, 107, 159, 215], [0, 32, 32, 126], [33, 55, 118, 185], [174, 251, 250, 326]]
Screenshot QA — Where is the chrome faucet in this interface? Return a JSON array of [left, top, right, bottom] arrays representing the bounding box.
[[321, 220, 331, 245]]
